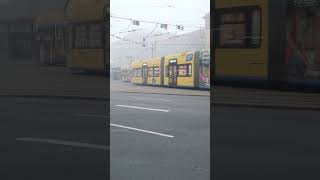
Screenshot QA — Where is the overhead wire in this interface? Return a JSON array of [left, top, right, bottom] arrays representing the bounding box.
[[111, 34, 209, 46], [145, 23, 159, 38], [110, 14, 205, 29], [111, 29, 143, 36], [110, 13, 210, 45]]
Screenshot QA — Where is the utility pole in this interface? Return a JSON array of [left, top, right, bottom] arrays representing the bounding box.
[[151, 41, 157, 58], [151, 43, 154, 58], [143, 36, 156, 58]]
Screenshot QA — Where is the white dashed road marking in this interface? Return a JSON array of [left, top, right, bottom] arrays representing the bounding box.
[[115, 105, 170, 112], [110, 123, 174, 138]]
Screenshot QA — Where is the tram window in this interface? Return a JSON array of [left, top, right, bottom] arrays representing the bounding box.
[[89, 24, 103, 48], [178, 65, 188, 76], [74, 23, 104, 49], [219, 13, 246, 47], [147, 67, 160, 77], [186, 54, 193, 61], [178, 64, 192, 77], [137, 69, 142, 77], [75, 25, 89, 48], [154, 67, 160, 77], [148, 68, 154, 77], [133, 69, 137, 76], [217, 7, 261, 48], [133, 69, 141, 77], [188, 64, 192, 75]]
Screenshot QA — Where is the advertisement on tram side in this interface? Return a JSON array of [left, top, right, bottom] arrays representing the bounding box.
[[199, 50, 210, 88], [286, 3, 320, 81]]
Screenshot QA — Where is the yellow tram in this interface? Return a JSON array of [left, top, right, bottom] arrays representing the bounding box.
[[64, 0, 107, 73], [36, 13, 66, 66], [131, 57, 162, 86], [130, 50, 210, 89], [214, 0, 320, 88]]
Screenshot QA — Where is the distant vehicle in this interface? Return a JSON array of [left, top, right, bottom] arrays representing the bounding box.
[[130, 50, 210, 89], [214, 0, 320, 88]]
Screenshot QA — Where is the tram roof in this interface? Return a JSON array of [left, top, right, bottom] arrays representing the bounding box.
[[64, 0, 106, 22]]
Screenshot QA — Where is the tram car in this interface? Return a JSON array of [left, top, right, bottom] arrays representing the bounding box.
[[36, 13, 66, 66], [130, 50, 210, 89], [64, 0, 107, 74], [213, 0, 320, 89]]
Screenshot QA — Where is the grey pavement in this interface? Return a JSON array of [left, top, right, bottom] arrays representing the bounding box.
[[213, 86, 320, 109], [110, 80, 210, 97], [214, 106, 320, 180], [110, 92, 210, 180], [0, 97, 109, 179]]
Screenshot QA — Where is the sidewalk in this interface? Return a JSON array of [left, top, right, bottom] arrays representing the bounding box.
[[111, 81, 320, 110], [111, 81, 210, 96], [213, 86, 320, 110]]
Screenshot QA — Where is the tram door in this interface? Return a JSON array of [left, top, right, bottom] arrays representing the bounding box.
[[142, 64, 148, 85], [168, 59, 177, 86]]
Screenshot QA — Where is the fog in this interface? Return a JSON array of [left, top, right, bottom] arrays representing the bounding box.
[[110, 0, 210, 68]]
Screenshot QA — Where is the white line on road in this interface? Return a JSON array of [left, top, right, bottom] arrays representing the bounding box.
[[115, 105, 170, 112], [16, 137, 109, 150], [110, 123, 174, 138], [73, 114, 109, 118], [132, 97, 173, 102]]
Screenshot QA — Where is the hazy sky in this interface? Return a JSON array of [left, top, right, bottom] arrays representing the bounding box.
[[111, 0, 210, 41]]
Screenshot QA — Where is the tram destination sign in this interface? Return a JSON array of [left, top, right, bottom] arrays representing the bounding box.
[[291, 0, 320, 7]]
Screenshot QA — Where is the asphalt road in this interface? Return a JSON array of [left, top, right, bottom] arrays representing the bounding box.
[[110, 92, 210, 180], [0, 97, 109, 180], [213, 106, 320, 180], [0, 61, 108, 97]]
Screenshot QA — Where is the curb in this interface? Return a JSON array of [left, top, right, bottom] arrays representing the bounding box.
[[213, 101, 320, 111], [1, 93, 319, 111], [112, 91, 210, 97]]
